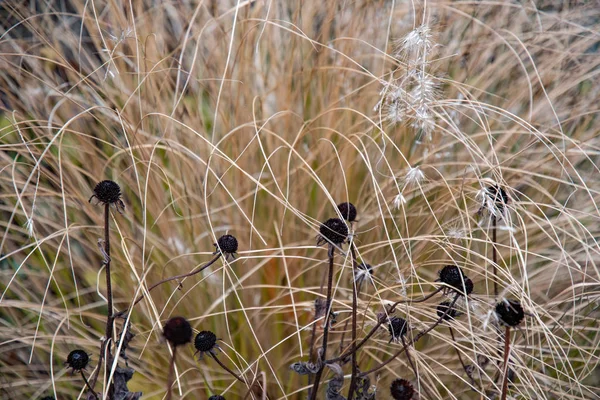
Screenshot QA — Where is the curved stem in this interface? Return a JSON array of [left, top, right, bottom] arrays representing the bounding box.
[[492, 216, 498, 298], [449, 326, 476, 388], [81, 370, 99, 400], [402, 335, 435, 400], [116, 254, 222, 316], [390, 286, 443, 309], [500, 326, 511, 400], [210, 353, 246, 384], [308, 246, 335, 400]]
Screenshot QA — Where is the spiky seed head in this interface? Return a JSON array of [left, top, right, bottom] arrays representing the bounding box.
[[163, 316, 192, 346], [319, 218, 348, 245], [437, 301, 459, 321], [217, 234, 238, 254], [358, 262, 373, 275], [486, 184, 509, 214], [66, 349, 89, 371], [388, 316, 408, 340], [208, 396, 225, 400], [92, 180, 122, 205], [438, 265, 473, 295], [390, 378, 414, 400], [495, 299, 524, 327], [194, 330, 217, 353], [337, 202, 357, 222]]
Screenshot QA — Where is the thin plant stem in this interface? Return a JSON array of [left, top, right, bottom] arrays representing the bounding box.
[[210, 353, 246, 384], [166, 346, 178, 400], [449, 326, 476, 387], [81, 370, 99, 400], [347, 242, 359, 400], [492, 215, 498, 298], [308, 245, 335, 400], [402, 335, 434, 400], [500, 326, 511, 400]]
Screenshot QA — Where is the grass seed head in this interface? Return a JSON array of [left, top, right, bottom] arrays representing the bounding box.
[[163, 316, 192, 347]]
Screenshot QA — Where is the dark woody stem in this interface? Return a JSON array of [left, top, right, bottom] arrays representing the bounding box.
[[165, 346, 178, 400], [308, 245, 335, 400], [500, 326, 512, 400], [448, 326, 476, 387], [209, 353, 246, 384], [347, 242, 359, 400], [80, 370, 99, 400], [358, 293, 460, 377], [492, 215, 498, 298]]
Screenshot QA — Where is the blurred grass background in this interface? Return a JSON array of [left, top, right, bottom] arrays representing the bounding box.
[[1, 0, 599, 399]]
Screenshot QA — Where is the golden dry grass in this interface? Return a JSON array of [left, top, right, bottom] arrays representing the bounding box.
[[1, 1, 599, 399]]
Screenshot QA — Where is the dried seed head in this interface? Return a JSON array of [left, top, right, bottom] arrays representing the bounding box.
[[486, 184, 509, 214], [163, 316, 192, 346], [437, 301, 459, 321], [388, 316, 408, 341], [208, 395, 225, 400], [358, 262, 373, 275], [216, 234, 238, 255], [337, 202, 357, 222], [495, 299, 524, 327], [390, 378, 414, 400], [194, 330, 217, 353], [438, 265, 473, 295], [66, 349, 89, 372], [319, 218, 348, 245], [92, 180, 122, 205]]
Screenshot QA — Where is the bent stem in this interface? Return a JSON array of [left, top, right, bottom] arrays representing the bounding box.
[[81, 370, 99, 400], [448, 326, 476, 388], [166, 346, 178, 400], [500, 326, 511, 400], [492, 215, 498, 298], [308, 245, 335, 400], [209, 353, 246, 384]]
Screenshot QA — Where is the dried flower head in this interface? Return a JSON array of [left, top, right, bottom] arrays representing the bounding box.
[[194, 330, 219, 357], [392, 193, 407, 210], [163, 316, 192, 347], [66, 349, 89, 372], [387, 316, 408, 342], [486, 184, 508, 213], [405, 166, 425, 185], [477, 184, 509, 218], [495, 299, 524, 327], [390, 378, 414, 400], [215, 234, 238, 256], [438, 265, 473, 295], [337, 202, 357, 222], [317, 218, 349, 246], [89, 180, 125, 212], [208, 395, 225, 400], [437, 301, 459, 321]]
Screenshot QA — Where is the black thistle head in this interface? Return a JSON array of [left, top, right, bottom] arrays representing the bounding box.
[[66, 349, 89, 372], [337, 202, 357, 222], [495, 299, 524, 327], [208, 396, 225, 400], [194, 330, 218, 356], [390, 378, 414, 400], [163, 316, 192, 346], [388, 316, 408, 342], [318, 218, 348, 246], [215, 234, 238, 256], [438, 265, 473, 295], [437, 301, 459, 321], [90, 180, 124, 212]]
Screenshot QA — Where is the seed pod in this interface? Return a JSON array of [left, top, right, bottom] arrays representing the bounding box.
[[163, 316, 193, 346], [194, 330, 218, 354], [495, 299, 524, 327], [337, 202, 357, 222], [390, 378, 414, 400], [66, 349, 89, 372], [438, 265, 473, 295], [388, 316, 408, 341], [216, 234, 238, 255], [319, 218, 349, 245]]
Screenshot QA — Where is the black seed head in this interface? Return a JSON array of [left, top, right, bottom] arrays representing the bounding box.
[[208, 396, 225, 400], [92, 180, 122, 205], [163, 316, 192, 346], [319, 218, 348, 245], [337, 202, 357, 222], [194, 330, 217, 353], [438, 265, 473, 295], [217, 234, 238, 254], [66, 349, 89, 371], [390, 378, 414, 400], [437, 301, 459, 321], [495, 299, 524, 327], [486, 185, 508, 214], [358, 262, 373, 275], [388, 316, 408, 340]]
